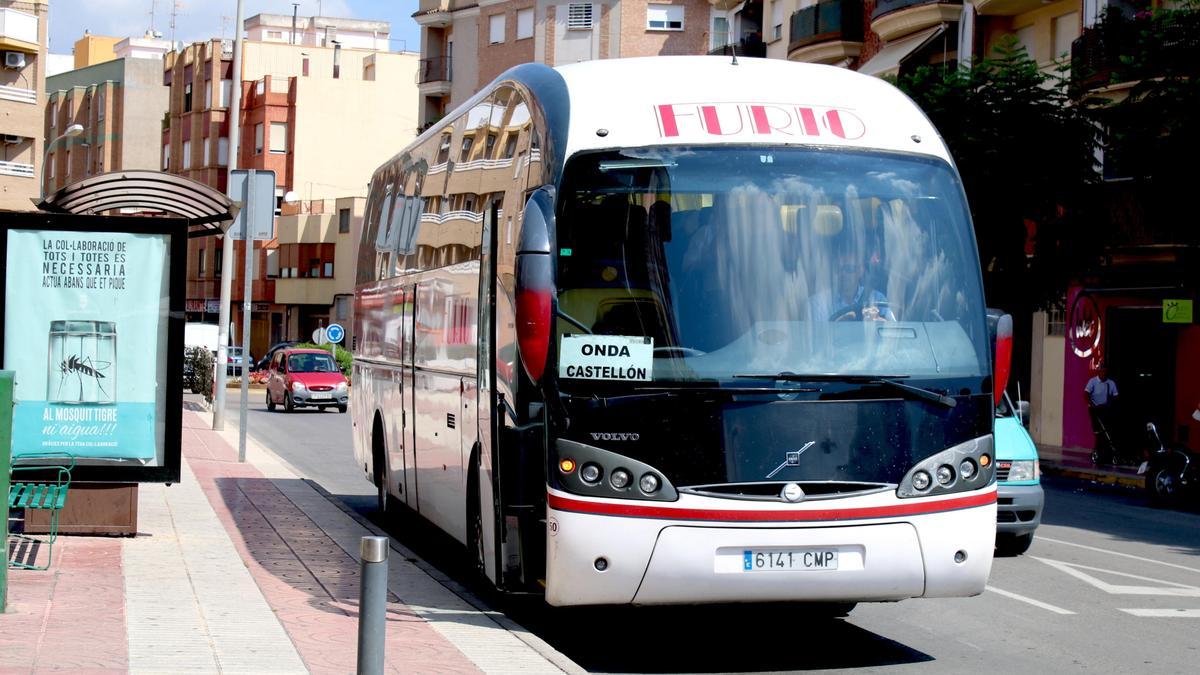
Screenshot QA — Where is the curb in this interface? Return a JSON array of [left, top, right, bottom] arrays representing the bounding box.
[[1041, 463, 1145, 490]]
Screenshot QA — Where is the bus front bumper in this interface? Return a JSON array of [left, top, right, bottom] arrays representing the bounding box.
[[544, 491, 996, 607]]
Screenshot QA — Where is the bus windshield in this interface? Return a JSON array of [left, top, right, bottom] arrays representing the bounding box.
[[555, 146, 989, 390]]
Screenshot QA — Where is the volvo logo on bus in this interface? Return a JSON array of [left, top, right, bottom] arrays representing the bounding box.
[[781, 483, 806, 503], [655, 103, 867, 141], [591, 432, 640, 442]]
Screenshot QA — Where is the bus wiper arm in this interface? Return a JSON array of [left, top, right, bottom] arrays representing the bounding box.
[[562, 385, 818, 409], [734, 373, 955, 408]]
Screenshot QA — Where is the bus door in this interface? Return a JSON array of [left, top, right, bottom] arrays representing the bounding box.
[[413, 277, 468, 542], [399, 283, 417, 508]]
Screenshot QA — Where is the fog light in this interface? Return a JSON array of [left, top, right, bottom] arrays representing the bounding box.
[[580, 463, 602, 484], [936, 465, 955, 485], [912, 470, 932, 491], [594, 557, 609, 571], [610, 468, 632, 489], [639, 473, 661, 494], [959, 459, 977, 480]]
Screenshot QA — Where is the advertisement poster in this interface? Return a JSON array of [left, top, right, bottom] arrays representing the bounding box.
[[4, 229, 169, 462]]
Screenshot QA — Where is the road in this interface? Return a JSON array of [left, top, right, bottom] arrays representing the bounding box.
[[229, 394, 1200, 673]]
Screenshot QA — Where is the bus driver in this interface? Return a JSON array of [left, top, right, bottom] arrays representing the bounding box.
[[810, 246, 894, 322]]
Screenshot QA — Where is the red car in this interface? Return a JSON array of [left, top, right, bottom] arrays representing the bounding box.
[[265, 348, 348, 413]]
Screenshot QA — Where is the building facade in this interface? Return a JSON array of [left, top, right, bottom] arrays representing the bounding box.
[[0, 0, 47, 210], [414, 0, 749, 129], [165, 14, 418, 357], [73, 33, 121, 69], [44, 41, 170, 194]]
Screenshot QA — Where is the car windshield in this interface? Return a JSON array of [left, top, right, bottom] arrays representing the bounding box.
[[554, 146, 989, 389], [287, 353, 338, 373]]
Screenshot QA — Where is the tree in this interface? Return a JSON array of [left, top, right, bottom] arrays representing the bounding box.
[[891, 39, 1102, 313]]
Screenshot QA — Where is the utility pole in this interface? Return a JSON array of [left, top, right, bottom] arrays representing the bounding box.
[[214, 0, 245, 431]]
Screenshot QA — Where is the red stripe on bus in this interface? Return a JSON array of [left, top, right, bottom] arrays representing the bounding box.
[[547, 490, 996, 522]]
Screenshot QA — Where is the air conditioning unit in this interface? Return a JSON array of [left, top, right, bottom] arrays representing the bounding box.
[[2, 134, 22, 144], [4, 52, 26, 69]]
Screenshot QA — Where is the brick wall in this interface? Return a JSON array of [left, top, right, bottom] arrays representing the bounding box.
[[618, 0, 712, 57], [478, 0, 538, 86]]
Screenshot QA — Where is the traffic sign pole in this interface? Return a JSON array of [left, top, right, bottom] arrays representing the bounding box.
[[238, 169, 256, 464]]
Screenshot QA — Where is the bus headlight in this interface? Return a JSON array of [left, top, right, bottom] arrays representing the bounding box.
[[610, 469, 632, 489], [1007, 460, 1037, 482], [580, 463, 602, 484], [639, 473, 661, 494], [897, 435, 994, 498]]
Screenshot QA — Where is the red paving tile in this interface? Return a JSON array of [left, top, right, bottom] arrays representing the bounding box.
[[180, 412, 483, 674], [0, 536, 127, 673]]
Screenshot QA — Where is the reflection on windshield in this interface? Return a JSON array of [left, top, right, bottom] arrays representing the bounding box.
[[288, 354, 338, 373], [555, 146, 988, 384]]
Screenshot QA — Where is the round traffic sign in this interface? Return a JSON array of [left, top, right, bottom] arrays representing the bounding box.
[[311, 327, 326, 344], [326, 323, 345, 344]]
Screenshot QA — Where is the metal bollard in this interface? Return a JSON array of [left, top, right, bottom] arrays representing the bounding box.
[[357, 536, 389, 675]]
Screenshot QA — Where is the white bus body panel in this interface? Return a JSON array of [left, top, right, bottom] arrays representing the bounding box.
[[553, 57, 954, 164], [545, 487, 995, 607]]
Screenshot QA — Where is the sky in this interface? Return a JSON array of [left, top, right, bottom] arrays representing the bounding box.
[[47, 0, 422, 55]]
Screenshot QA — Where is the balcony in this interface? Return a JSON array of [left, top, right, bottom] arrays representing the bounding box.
[[870, 0, 961, 43], [418, 55, 452, 96], [788, 0, 864, 64], [0, 7, 39, 53], [0, 160, 34, 178], [1070, 10, 1200, 96], [708, 34, 766, 58], [0, 83, 36, 104]]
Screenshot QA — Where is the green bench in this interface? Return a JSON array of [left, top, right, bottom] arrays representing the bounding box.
[[7, 453, 74, 570]]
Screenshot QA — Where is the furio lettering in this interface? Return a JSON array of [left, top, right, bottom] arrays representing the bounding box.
[[655, 103, 866, 141]]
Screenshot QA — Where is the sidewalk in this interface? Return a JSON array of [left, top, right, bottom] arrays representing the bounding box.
[[2, 404, 577, 674], [1036, 442, 1144, 490]]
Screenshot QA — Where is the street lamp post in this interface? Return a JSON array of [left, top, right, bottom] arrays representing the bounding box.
[[42, 123, 84, 196]]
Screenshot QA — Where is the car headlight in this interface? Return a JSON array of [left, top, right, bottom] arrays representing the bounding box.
[[291, 381, 305, 392], [335, 381, 348, 392], [1007, 460, 1038, 482]]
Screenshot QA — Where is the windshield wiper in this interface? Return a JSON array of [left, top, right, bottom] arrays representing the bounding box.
[[733, 373, 956, 408], [561, 384, 819, 409]]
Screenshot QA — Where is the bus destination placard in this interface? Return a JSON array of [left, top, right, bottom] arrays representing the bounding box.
[[559, 335, 653, 382]]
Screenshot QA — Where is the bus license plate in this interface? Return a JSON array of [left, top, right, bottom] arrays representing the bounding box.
[[311, 392, 332, 400], [743, 549, 838, 571]]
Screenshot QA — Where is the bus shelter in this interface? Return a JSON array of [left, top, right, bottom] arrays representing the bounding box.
[[1, 170, 234, 540]]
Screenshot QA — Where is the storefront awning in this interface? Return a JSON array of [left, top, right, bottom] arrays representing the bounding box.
[[858, 25, 947, 78], [38, 170, 237, 238]]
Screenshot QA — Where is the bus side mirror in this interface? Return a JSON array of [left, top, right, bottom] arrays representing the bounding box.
[[515, 188, 556, 385], [985, 308, 1013, 408]]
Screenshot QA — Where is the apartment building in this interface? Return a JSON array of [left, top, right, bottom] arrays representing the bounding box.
[[274, 197, 365, 342], [165, 14, 418, 355], [414, 0, 757, 128], [74, 32, 121, 68], [43, 35, 171, 194], [0, 0, 47, 210]]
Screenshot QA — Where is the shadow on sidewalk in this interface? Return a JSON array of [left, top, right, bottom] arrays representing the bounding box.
[[210, 475, 418, 622], [1040, 478, 1200, 558]]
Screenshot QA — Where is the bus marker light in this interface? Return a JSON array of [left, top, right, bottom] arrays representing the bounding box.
[[580, 463, 602, 484], [959, 459, 977, 480], [979, 454, 991, 467], [936, 465, 955, 485], [559, 459, 576, 474], [640, 473, 661, 494]]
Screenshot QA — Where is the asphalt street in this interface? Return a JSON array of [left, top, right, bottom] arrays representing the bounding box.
[[227, 394, 1200, 674]]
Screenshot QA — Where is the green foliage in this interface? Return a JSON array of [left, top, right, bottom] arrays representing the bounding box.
[[186, 346, 215, 404], [293, 342, 353, 380], [890, 37, 1102, 310]]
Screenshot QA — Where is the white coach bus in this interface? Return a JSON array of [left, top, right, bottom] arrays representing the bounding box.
[[351, 56, 1009, 610]]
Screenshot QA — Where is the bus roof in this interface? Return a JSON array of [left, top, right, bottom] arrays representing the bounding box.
[[552, 56, 951, 163]]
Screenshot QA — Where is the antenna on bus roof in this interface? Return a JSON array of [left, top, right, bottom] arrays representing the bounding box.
[[730, 41, 739, 66]]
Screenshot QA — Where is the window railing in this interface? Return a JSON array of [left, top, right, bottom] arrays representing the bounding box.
[[789, 0, 864, 53], [418, 56, 452, 84], [0, 84, 36, 104], [707, 33, 766, 58], [1070, 9, 1200, 95], [0, 160, 35, 177], [871, 0, 946, 21]]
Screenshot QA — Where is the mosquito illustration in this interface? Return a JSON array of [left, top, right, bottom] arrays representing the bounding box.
[[57, 354, 112, 401]]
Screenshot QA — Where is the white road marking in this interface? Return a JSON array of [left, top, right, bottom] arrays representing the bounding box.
[[1119, 609, 1200, 618], [1033, 557, 1200, 597], [1035, 536, 1200, 575], [985, 585, 1076, 615]]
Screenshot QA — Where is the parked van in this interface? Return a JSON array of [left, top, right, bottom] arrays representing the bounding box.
[[994, 393, 1043, 555]]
